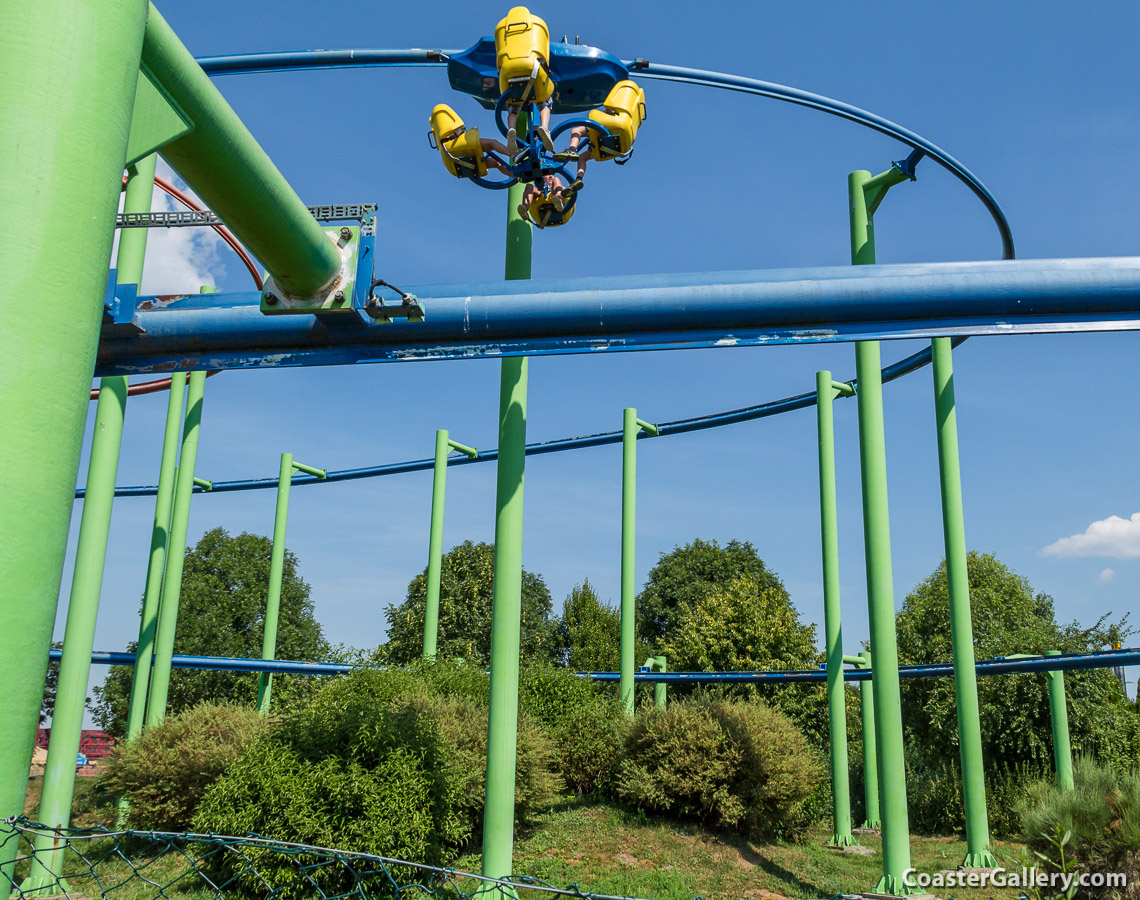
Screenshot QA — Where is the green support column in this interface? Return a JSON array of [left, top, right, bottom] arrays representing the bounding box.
[[621, 410, 658, 716], [122, 370, 185, 744], [931, 336, 995, 867], [0, 0, 148, 883], [257, 454, 326, 713], [816, 371, 856, 848], [26, 154, 158, 884], [145, 369, 208, 727], [1045, 651, 1074, 792], [653, 656, 667, 710], [423, 431, 477, 660], [858, 651, 881, 829], [482, 129, 532, 887], [850, 167, 912, 895]]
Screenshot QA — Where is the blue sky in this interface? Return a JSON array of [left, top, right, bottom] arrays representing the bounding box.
[[59, 0, 1140, 714]]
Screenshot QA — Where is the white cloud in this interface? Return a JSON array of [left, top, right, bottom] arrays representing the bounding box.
[[1042, 513, 1140, 558], [1099, 568, 1116, 583], [110, 159, 225, 294]]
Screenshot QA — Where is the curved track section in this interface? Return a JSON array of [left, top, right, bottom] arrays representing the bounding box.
[[85, 50, 1010, 498]]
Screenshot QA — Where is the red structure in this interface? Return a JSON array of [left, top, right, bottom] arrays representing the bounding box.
[[35, 728, 115, 761]]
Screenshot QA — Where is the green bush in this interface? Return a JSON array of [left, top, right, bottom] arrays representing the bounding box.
[[195, 666, 558, 889], [1019, 759, 1140, 900], [614, 697, 823, 840], [905, 756, 1051, 838], [519, 664, 626, 794], [98, 701, 267, 830]]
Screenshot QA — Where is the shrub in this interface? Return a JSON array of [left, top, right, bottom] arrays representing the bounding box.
[[520, 664, 627, 794], [195, 667, 557, 884], [1019, 759, 1140, 900], [614, 697, 823, 840], [905, 756, 1051, 838], [98, 701, 267, 830]]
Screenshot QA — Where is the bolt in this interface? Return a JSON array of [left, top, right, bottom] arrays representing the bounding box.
[[340, 227, 352, 241], [334, 290, 345, 302], [262, 292, 277, 305]]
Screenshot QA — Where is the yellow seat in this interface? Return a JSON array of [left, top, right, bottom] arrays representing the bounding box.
[[429, 104, 488, 178], [495, 7, 553, 103], [587, 80, 647, 159], [526, 188, 576, 229]]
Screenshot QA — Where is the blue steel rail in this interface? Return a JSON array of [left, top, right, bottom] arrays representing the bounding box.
[[51, 647, 1140, 682]]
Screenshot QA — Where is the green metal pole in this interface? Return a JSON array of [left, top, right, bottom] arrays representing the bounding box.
[[28, 155, 156, 871], [816, 371, 856, 847], [858, 651, 881, 829], [482, 113, 532, 889], [653, 656, 667, 710], [620, 408, 639, 716], [0, 0, 147, 886], [850, 168, 912, 895], [424, 430, 451, 660], [257, 453, 293, 713], [123, 165, 179, 749], [1045, 651, 1074, 792], [145, 368, 207, 727], [141, 4, 340, 297], [931, 336, 995, 867]]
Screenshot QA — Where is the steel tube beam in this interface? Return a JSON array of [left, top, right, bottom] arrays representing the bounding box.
[[97, 257, 1140, 375], [34, 155, 153, 853], [850, 168, 912, 895], [423, 431, 451, 660], [141, 4, 341, 297], [620, 409, 639, 716], [482, 156, 532, 887], [1046, 651, 1075, 792], [931, 336, 995, 866], [257, 452, 294, 713], [816, 372, 855, 848], [0, 0, 148, 887], [145, 369, 207, 726], [857, 651, 881, 829]]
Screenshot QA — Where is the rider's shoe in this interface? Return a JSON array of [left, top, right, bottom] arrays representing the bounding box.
[[569, 178, 584, 192], [506, 127, 518, 159], [535, 126, 554, 152]]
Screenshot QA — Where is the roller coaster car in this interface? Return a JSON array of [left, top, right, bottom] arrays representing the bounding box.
[[495, 7, 554, 103], [587, 80, 646, 160], [428, 104, 489, 178], [525, 188, 576, 229]]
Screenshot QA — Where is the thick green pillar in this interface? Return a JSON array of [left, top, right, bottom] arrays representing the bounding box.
[[481, 144, 532, 886], [423, 431, 476, 660], [26, 155, 157, 887], [816, 371, 856, 847], [850, 168, 912, 895], [145, 369, 207, 727], [122, 369, 185, 743], [0, 0, 148, 883], [257, 453, 294, 713], [858, 651, 881, 829], [1045, 651, 1074, 792], [930, 336, 995, 866]]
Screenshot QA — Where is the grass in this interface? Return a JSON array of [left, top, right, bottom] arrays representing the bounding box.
[[18, 779, 1031, 900], [455, 796, 1029, 900]]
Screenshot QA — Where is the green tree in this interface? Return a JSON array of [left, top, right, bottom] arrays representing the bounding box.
[[636, 538, 788, 647], [554, 580, 651, 672], [896, 551, 1140, 774], [382, 540, 554, 665], [660, 573, 834, 748], [41, 641, 64, 724], [91, 528, 328, 736]]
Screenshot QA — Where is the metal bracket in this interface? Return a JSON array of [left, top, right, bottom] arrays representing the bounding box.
[[364, 279, 425, 323], [102, 271, 145, 335], [891, 148, 926, 182], [260, 226, 361, 316]]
